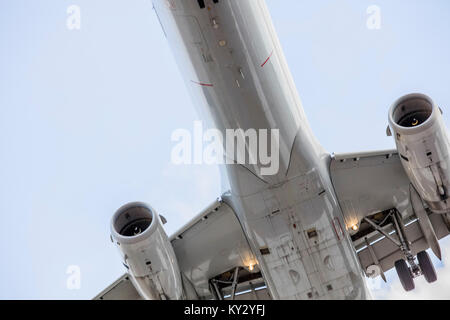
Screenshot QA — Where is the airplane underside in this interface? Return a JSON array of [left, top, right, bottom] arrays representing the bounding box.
[[96, 0, 450, 300]]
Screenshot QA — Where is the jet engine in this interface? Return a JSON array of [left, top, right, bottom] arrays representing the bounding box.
[[110, 202, 184, 300], [388, 93, 450, 213]]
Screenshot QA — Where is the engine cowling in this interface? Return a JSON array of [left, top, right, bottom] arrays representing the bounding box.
[[110, 202, 184, 300], [388, 93, 450, 213]]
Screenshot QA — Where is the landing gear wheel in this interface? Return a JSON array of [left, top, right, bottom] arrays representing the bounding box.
[[417, 251, 437, 283], [395, 259, 415, 291]]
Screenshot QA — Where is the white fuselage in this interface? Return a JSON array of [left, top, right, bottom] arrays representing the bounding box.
[[153, 0, 371, 299]]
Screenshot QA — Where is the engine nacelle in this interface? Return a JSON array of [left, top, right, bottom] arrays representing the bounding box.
[[388, 93, 450, 213], [110, 202, 184, 300]]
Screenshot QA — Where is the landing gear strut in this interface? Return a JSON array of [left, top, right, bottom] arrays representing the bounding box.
[[391, 209, 422, 291]]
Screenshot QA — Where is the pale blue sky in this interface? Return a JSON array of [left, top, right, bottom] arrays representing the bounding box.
[[1, 0, 450, 299]]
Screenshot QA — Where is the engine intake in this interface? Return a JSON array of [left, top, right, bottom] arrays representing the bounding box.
[[113, 205, 153, 237], [391, 95, 433, 128]]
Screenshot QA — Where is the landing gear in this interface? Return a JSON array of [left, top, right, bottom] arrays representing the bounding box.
[[364, 208, 439, 292], [417, 250, 437, 283], [394, 259, 415, 291]]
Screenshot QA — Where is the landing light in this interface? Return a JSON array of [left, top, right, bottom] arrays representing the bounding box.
[[351, 224, 359, 231]]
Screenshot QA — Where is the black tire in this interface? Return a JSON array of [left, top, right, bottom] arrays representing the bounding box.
[[395, 259, 415, 291], [417, 251, 437, 283]]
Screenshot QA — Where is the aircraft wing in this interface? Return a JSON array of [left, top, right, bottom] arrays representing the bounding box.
[[95, 199, 269, 300], [330, 149, 450, 280]]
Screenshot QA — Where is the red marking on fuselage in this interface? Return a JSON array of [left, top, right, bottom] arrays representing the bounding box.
[[332, 217, 344, 241], [261, 50, 274, 67], [165, 0, 176, 9], [191, 80, 214, 87]]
